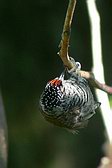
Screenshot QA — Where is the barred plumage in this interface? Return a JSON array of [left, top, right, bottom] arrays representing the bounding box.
[[40, 63, 101, 132]]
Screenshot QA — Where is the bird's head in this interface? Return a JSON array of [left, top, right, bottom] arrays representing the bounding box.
[[40, 79, 64, 113]]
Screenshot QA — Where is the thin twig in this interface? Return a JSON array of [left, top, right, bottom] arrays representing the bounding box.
[[59, 0, 77, 70], [79, 70, 112, 94]]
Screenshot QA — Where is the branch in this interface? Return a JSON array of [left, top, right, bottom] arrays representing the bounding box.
[[79, 71, 112, 94], [59, 0, 112, 94]]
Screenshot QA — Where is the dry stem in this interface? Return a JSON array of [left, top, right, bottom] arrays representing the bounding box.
[[59, 0, 76, 70]]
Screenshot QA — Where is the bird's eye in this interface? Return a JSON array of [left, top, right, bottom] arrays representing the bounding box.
[[76, 62, 81, 70]]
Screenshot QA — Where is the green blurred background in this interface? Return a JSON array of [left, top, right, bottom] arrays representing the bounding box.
[[0, 0, 112, 167]]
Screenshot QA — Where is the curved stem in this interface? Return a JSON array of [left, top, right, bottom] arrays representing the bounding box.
[[59, 0, 77, 69]]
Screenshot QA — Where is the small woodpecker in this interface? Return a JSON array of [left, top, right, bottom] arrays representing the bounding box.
[[40, 59, 101, 133]]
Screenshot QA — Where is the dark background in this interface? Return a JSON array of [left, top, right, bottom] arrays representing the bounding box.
[[0, 0, 112, 168]]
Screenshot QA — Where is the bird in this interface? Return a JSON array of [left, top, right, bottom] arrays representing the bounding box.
[[39, 60, 101, 133]]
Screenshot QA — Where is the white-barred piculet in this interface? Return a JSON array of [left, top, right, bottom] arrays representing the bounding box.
[[40, 58, 101, 133]]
